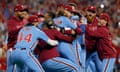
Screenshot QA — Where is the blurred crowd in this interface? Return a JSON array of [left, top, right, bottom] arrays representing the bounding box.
[[0, 0, 120, 71]]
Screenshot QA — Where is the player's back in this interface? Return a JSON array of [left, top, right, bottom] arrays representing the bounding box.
[[14, 25, 41, 50], [54, 16, 76, 29]]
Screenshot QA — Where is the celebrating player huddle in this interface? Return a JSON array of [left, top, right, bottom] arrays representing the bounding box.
[[6, 4, 116, 72]]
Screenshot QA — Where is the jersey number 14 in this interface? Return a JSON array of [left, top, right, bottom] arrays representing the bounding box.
[[18, 32, 32, 43]]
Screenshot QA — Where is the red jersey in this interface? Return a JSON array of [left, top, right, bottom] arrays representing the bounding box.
[[85, 17, 98, 53], [36, 29, 74, 63], [7, 16, 24, 49], [86, 26, 116, 59]]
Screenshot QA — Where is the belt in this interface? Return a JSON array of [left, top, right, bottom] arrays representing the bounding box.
[[13, 48, 26, 50]]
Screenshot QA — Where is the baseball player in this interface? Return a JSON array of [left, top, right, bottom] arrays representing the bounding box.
[[71, 10, 87, 72], [85, 6, 101, 72], [54, 5, 77, 29], [63, 5, 85, 70], [7, 4, 26, 72], [86, 13, 116, 72], [7, 15, 58, 72], [36, 18, 80, 72], [54, 5, 83, 69]]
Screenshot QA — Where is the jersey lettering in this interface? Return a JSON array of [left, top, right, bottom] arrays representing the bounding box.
[[18, 32, 23, 42], [18, 32, 32, 43], [24, 34, 32, 43]]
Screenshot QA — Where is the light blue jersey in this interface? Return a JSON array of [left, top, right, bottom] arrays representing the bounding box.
[[53, 16, 82, 71], [54, 16, 77, 29], [7, 25, 51, 72], [14, 26, 48, 51], [38, 16, 77, 30]]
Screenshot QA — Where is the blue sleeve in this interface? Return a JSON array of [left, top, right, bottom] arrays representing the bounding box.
[[65, 18, 77, 29], [36, 28, 49, 42], [80, 24, 86, 33]]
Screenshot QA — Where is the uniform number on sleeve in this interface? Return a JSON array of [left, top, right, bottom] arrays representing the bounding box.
[[18, 32, 32, 43]]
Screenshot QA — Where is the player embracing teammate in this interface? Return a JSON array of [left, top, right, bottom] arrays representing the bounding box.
[[6, 3, 117, 72], [86, 13, 116, 72]]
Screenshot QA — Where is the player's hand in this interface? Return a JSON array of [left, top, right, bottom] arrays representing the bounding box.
[[55, 26, 61, 31], [47, 39, 58, 46]]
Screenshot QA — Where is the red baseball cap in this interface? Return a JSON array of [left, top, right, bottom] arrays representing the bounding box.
[[100, 13, 110, 22], [28, 15, 39, 23], [35, 12, 44, 17], [64, 5, 74, 12], [14, 4, 25, 12], [87, 6, 96, 13]]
